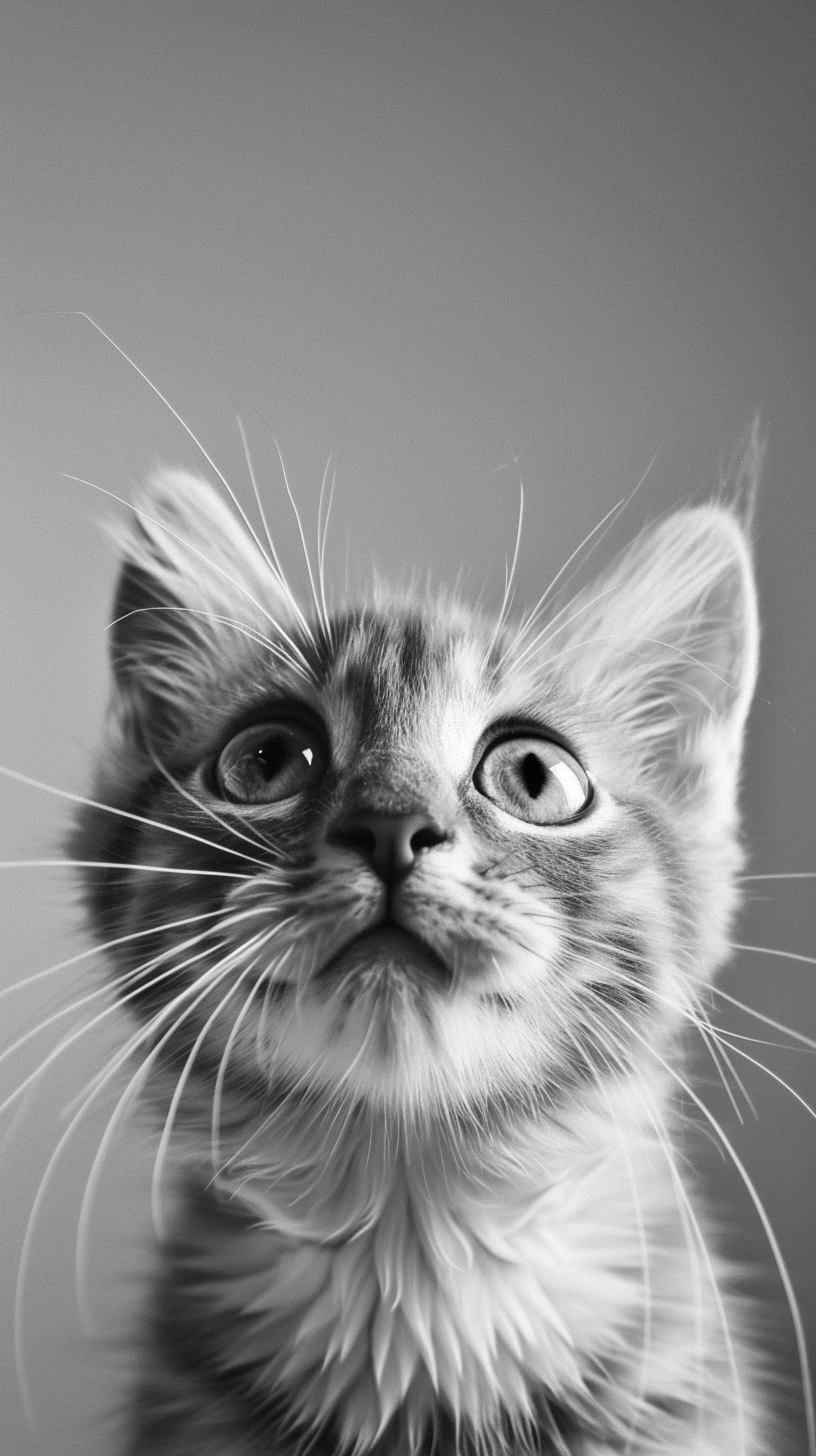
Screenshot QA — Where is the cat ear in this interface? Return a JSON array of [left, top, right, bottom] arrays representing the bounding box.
[[556, 475, 760, 807], [108, 470, 300, 739]]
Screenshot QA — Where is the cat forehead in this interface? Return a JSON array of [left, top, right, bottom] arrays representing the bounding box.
[[299, 603, 573, 767], [315, 605, 491, 734], [325, 606, 479, 685]]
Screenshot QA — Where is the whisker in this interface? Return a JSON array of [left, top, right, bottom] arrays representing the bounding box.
[[317, 456, 337, 640], [508, 584, 617, 672], [6, 903, 268, 1134], [0, 933, 217, 1121], [613, 1009, 816, 1456], [236, 415, 314, 643], [253, 941, 296, 1064], [694, 1020, 756, 1122], [639, 1084, 743, 1454], [144, 745, 282, 859], [0, 858, 251, 880], [267, 433, 324, 641], [150, 943, 270, 1234], [485, 473, 524, 664], [0, 1078, 39, 1162], [568, 1005, 741, 1450], [730, 940, 816, 970], [737, 872, 816, 882], [13, 923, 242, 1415], [50, 311, 236, 504], [50, 312, 308, 656], [210, 963, 273, 1171], [0, 762, 266, 867], [106, 603, 311, 681], [67, 902, 273, 1119], [0, 907, 225, 1005], [72, 983, 237, 1330], [703, 1029, 816, 1124], [511, 488, 627, 649], [72, 925, 276, 1323], [64, 472, 314, 672], [708, 983, 816, 1052]]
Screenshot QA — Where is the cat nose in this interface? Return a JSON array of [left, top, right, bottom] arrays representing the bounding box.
[[332, 812, 448, 883]]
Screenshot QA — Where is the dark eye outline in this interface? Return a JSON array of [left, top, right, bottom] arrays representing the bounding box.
[[213, 716, 329, 806], [473, 730, 593, 826]]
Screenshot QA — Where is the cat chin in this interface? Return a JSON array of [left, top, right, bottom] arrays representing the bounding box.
[[318, 922, 451, 989], [254, 969, 564, 1116]]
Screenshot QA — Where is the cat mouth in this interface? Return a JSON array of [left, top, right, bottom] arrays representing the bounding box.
[[319, 922, 451, 987]]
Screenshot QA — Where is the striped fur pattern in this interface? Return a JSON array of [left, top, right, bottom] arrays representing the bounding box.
[[74, 445, 772, 1454]]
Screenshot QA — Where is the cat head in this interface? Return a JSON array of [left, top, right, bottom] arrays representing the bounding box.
[[74, 439, 760, 1130]]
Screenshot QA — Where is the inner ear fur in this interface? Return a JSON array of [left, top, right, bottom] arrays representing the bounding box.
[[107, 469, 298, 733], [557, 501, 759, 795]]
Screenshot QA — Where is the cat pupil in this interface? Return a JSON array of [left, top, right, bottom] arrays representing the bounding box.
[[255, 736, 287, 780], [519, 751, 546, 799]]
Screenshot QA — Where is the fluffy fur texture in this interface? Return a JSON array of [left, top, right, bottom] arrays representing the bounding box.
[[73, 432, 777, 1454]]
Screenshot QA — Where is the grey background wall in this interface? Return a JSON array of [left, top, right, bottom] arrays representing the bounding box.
[[1, 3, 814, 1452]]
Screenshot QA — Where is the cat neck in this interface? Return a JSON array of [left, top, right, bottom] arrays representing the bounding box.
[[165, 1071, 678, 1447], [205, 1064, 672, 1240]]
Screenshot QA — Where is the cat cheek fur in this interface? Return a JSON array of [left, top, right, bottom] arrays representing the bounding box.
[[70, 428, 783, 1455]]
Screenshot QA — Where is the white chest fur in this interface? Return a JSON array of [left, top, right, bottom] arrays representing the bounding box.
[[201, 1096, 673, 1451]]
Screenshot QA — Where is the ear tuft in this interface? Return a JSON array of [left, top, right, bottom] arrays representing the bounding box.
[[717, 414, 765, 533]]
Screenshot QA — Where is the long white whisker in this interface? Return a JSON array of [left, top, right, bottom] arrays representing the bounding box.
[[534, 448, 659, 625], [210, 965, 273, 1172], [738, 871, 816, 881], [4, 909, 262, 1134], [149, 943, 270, 1234], [317, 457, 337, 638], [0, 858, 251, 880], [616, 1011, 816, 1456], [67, 945, 237, 1133], [64, 473, 314, 671], [568, 1004, 738, 1450], [0, 908, 225, 1005], [695, 1020, 756, 1122], [702, 1029, 816, 1124], [72, 971, 244, 1329], [236, 414, 314, 643], [268, 434, 324, 640], [709, 983, 816, 1052], [637, 1080, 741, 1454], [71, 904, 278, 1319], [13, 927, 241, 1416], [144, 745, 282, 860], [0, 938, 203, 1080], [0, 763, 265, 867], [106, 603, 310, 681], [730, 940, 816, 970], [513, 491, 626, 647], [485, 474, 524, 664], [509, 584, 618, 671], [66, 901, 271, 1118], [49, 311, 235, 500]]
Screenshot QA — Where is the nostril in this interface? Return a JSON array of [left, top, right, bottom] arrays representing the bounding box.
[[409, 824, 446, 855], [338, 825, 378, 861], [331, 811, 449, 883]]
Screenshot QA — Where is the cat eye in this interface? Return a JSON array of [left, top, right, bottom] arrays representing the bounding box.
[[474, 735, 591, 825], [215, 720, 327, 805]]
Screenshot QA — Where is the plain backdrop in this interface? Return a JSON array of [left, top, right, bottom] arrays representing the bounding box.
[[1, 3, 815, 1452]]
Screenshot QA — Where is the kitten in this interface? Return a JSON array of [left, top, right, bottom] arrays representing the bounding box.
[[71, 432, 777, 1455]]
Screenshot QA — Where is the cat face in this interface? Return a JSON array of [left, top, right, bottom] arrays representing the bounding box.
[[73, 464, 759, 1128]]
